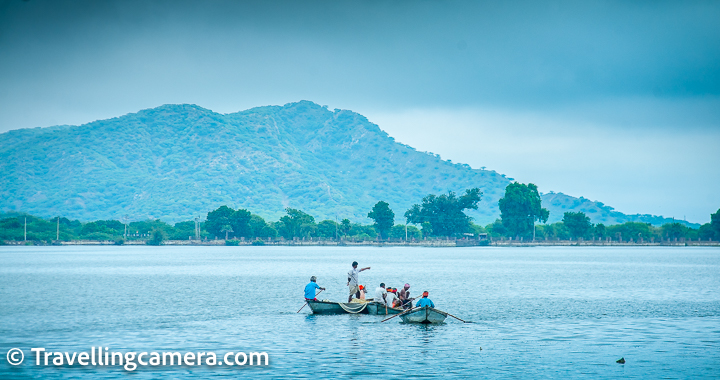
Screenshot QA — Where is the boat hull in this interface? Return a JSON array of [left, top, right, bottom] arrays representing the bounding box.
[[306, 300, 369, 314], [399, 306, 448, 324], [306, 300, 345, 314], [367, 302, 404, 315]]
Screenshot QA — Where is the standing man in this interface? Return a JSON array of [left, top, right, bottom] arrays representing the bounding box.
[[347, 261, 370, 302], [304, 276, 326, 301]]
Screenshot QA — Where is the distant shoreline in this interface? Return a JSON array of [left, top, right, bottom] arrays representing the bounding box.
[[3, 240, 718, 247]]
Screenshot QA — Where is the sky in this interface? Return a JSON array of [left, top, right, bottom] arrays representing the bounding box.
[[0, 0, 718, 223]]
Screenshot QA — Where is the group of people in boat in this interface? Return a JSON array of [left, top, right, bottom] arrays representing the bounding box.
[[303, 260, 434, 309], [370, 283, 416, 309]]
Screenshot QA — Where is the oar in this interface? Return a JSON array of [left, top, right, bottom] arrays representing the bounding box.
[[398, 296, 416, 308], [444, 311, 470, 323], [297, 289, 324, 313], [389, 296, 416, 315], [381, 306, 419, 322]]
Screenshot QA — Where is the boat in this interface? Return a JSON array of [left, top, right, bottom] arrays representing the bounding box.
[[306, 300, 369, 314], [366, 302, 405, 315], [399, 306, 448, 324]]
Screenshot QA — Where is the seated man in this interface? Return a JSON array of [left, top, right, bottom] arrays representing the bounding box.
[[398, 283, 414, 309], [374, 283, 387, 306], [304, 276, 326, 301], [386, 287, 398, 308], [359, 285, 366, 300], [415, 291, 435, 308], [391, 290, 403, 308]]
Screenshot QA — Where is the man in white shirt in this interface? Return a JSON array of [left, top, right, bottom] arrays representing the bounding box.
[[374, 283, 387, 306], [347, 261, 371, 302]]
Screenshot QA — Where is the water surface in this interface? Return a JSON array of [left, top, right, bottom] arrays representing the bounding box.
[[1, 246, 718, 378]]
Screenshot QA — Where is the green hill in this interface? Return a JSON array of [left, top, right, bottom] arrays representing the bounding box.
[[0, 101, 697, 227], [541, 192, 698, 228]]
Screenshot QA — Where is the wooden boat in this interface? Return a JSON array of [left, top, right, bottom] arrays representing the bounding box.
[[399, 306, 448, 324], [306, 300, 369, 314], [366, 302, 405, 315]]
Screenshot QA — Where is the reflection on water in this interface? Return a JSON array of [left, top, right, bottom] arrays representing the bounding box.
[[1, 246, 719, 378]]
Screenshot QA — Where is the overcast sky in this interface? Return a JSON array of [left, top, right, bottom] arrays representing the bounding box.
[[1, 0, 718, 223]]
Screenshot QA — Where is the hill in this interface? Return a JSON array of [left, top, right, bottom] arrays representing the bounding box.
[[541, 192, 699, 228], [0, 101, 697, 227]]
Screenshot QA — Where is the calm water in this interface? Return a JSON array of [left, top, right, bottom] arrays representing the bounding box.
[[1, 246, 719, 379]]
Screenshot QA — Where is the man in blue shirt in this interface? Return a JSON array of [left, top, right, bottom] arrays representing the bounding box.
[[304, 276, 326, 301], [415, 291, 435, 308]]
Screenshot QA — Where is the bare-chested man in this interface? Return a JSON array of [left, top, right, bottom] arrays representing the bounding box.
[[398, 283, 415, 309]]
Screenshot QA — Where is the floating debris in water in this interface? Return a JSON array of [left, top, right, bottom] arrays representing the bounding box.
[[616, 357, 625, 364]]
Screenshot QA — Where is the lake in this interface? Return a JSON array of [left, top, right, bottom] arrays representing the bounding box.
[[1, 246, 718, 378]]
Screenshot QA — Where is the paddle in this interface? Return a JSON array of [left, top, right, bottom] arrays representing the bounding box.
[[397, 295, 416, 309], [381, 306, 419, 322], [444, 312, 470, 323], [296, 289, 324, 313]]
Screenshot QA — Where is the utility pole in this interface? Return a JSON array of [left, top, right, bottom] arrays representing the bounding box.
[[194, 217, 200, 240], [56, 217, 59, 241], [533, 223, 536, 242], [405, 224, 408, 241], [123, 215, 129, 238], [24, 217, 27, 241]]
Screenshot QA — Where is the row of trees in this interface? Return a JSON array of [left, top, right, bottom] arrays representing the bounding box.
[[2, 183, 718, 243], [0, 187, 484, 243], [486, 213, 720, 241], [0, 215, 200, 243], [0, 207, 421, 243], [545, 211, 717, 242], [490, 182, 720, 242], [202, 187, 486, 241], [203, 206, 390, 241]]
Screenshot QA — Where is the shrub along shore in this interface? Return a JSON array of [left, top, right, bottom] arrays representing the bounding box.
[[2, 185, 718, 247], [1, 236, 716, 247], [2, 209, 717, 247]]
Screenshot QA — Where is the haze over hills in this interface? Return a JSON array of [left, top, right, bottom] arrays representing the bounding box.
[[0, 101, 698, 227]]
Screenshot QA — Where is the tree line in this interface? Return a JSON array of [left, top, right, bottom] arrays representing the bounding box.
[[1, 183, 718, 244], [489, 182, 720, 242], [508, 211, 720, 242]]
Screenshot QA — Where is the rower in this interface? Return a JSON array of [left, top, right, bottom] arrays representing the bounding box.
[[304, 276, 326, 301], [398, 283, 413, 309], [374, 283, 388, 306], [415, 291, 435, 308]]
